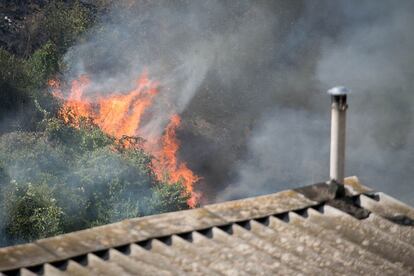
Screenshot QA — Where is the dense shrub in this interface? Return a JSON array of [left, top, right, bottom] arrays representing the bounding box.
[[0, 45, 59, 132], [0, 1, 94, 131], [26, 41, 59, 88], [0, 0, 191, 247], [0, 49, 30, 116], [0, 119, 190, 246], [1, 182, 63, 244], [42, 0, 93, 54]]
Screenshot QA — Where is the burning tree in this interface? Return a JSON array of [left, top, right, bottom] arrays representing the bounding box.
[[51, 71, 200, 207], [0, 0, 198, 247]]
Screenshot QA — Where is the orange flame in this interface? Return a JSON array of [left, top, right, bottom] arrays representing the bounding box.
[[150, 114, 200, 207], [51, 72, 199, 207]]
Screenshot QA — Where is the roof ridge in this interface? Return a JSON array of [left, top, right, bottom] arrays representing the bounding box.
[[4, 176, 412, 274]]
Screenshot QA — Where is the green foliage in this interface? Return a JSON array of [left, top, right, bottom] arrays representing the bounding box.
[[0, 0, 94, 130], [122, 146, 155, 177], [43, 1, 93, 54], [0, 0, 192, 247], [0, 0, 99, 133], [2, 181, 62, 243], [0, 49, 30, 115], [43, 116, 114, 153], [0, 46, 60, 132], [26, 42, 59, 89], [149, 183, 191, 214], [0, 119, 191, 246], [0, 49, 27, 86]]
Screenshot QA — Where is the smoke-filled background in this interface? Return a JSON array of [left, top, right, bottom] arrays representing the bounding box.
[[61, 0, 414, 204]]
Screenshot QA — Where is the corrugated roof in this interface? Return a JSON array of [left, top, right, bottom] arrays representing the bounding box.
[[1, 176, 414, 275]]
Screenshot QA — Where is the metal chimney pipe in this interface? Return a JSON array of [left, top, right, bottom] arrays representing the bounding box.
[[328, 86, 349, 184]]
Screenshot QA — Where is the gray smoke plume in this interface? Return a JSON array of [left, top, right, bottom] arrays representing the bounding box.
[[63, 1, 278, 138], [60, 1, 414, 204], [217, 109, 329, 202], [316, 1, 414, 204], [219, 1, 414, 204]]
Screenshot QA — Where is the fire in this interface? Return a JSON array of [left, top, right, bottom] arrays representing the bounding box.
[[51, 72, 199, 207], [150, 114, 200, 207]]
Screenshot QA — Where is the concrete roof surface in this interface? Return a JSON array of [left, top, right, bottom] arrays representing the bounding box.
[[1, 176, 414, 275]]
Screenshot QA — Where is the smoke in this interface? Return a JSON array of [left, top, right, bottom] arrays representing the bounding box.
[[218, 1, 414, 204], [315, 1, 414, 204], [59, 1, 414, 204], [63, 1, 273, 138], [217, 109, 329, 202]]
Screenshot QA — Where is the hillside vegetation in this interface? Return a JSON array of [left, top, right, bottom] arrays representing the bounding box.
[[0, 0, 190, 247]]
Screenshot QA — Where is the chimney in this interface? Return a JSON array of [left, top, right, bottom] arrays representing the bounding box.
[[328, 86, 349, 185]]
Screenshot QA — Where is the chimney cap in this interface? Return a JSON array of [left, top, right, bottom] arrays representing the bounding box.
[[327, 86, 350, 96]]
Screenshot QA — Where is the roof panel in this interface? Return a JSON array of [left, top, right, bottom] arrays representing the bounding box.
[[359, 193, 414, 224], [0, 243, 57, 271], [288, 210, 404, 274], [205, 189, 316, 221], [1, 177, 414, 275], [308, 206, 413, 272]]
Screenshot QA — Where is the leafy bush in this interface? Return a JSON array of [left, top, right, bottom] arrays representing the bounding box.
[[1, 182, 62, 243], [0, 49, 27, 86], [149, 183, 191, 214], [0, 46, 59, 132], [42, 1, 93, 54], [26, 41, 59, 89], [0, 118, 191, 246], [0, 49, 30, 116], [0, 0, 94, 131], [0, 0, 191, 247], [43, 116, 115, 153]]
